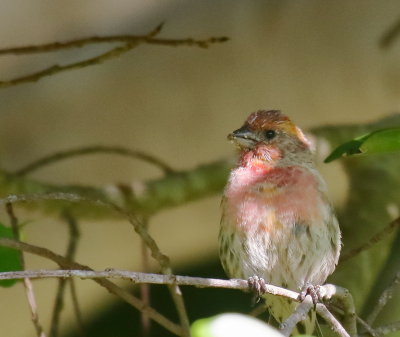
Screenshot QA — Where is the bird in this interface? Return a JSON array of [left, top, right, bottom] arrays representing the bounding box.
[[219, 110, 341, 335]]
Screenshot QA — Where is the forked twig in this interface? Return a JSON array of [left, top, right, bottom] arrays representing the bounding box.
[[0, 23, 228, 88], [5, 203, 46, 337], [0, 265, 357, 337], [280, 295, 314, 337], [0, 238, 182, 336], [49, 212, 81, 337], [322, 284, 357, 336]]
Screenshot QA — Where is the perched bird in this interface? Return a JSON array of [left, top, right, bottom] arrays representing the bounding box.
[[219, 110, 341, 334]]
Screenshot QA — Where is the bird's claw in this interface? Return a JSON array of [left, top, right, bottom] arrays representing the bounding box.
[[248, 276, 267, 299], [299, 284, 322, 305]]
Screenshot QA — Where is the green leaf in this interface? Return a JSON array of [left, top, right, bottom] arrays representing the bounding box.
[[0, 223, 22, 287], [324, 127, 400, 163]]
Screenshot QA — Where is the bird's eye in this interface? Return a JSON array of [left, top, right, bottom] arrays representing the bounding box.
[[264, 130, 276, 140]]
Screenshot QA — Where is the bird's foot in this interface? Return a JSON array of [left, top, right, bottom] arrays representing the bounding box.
[[299, 283, 322, 305], [248, 276, 267, 303]]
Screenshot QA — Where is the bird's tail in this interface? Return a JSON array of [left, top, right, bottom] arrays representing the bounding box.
[[263, 293, 316, 336]]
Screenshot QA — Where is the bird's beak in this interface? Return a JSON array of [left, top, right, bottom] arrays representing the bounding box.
[[228, 126, 258, 148]]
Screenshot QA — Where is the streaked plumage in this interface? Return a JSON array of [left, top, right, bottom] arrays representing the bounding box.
[[219, 110, 341, 335]]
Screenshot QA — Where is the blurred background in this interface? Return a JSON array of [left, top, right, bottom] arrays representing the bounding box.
[[0, 1, 400, 336]]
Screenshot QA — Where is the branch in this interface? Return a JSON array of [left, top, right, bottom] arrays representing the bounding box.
[[0, 42, 138, 88], [0, 267, 355, 337], [1, 192, 191, 336], [0, 268, 297, 298], [0, 24, 228, 88], [117, 210, 191, 336], [15, 145, 174, 176], [50, 212, 81, 337], [0, 27, 228, 55], [1, 114, 399, 221], [321, 284, 357, 336], [0, 238, 182, 336], [316, 304, 351, 337], [0, 159, 232, 217], [5, 203, 46, 337], [280, 296, 313, 337], [366, 271, 400, 326]]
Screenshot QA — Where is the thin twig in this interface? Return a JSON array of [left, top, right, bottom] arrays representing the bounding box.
[[119, 208, 191, 337], [356, 315, 379, 337], [0, 28, 228, 55], [49, 212, 81, 337], [0, 266, 355, 337], [69, 279, 87, 337], [15, 145, 174, 176], [0, 24, 162, 88], [0, 238, 182, 336], [366, 271, 400, 326], [316, 304, 351, 337], [321, 284, 357, 336], [1, 192, 191, 337], [139, 218, 151, 336], [340, 217, 400, 263], [0, 42, 137, 88], [280, 295, 314, 337], [5, 203, 46, 337], [0, 24, 228, 88]]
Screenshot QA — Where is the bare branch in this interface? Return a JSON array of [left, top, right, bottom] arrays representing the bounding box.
[[139, 218, 151, 336], [50, 212, 81, 337], [340, 217, 400, 263], [0, 267, 300, 298], [355, 316, 379, 337], [0, 191, 199, 336], [0, 238, 182, 336], [0, 24, 227, 55], [280, 295, 313, 337], [0, 159, 232, 217], [118, 209, 191, 336], [321, 284, 357, 336], [0, 42, 138, 88], [0, 267, 356, 337], [366, 271, 400, 326], [69, 279, 87, 337], [0, 24, 228, 88], [5, 203, 46, 337], [15, 145, 174, 176], [316, 304, 351, 337]]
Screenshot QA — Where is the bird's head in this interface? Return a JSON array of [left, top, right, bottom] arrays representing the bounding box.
[[228, 110, 312, 165]]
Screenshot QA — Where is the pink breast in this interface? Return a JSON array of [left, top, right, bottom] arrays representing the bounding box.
[[224, 165, 323, 230]]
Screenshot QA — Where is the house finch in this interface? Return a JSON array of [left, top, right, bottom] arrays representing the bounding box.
[[219, 110, 341, 334]]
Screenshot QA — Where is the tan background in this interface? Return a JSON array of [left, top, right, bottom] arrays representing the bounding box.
[[0, 1, 400, 336]]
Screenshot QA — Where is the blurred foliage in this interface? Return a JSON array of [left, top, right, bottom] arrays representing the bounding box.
[[0, 223, 21, 287]]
